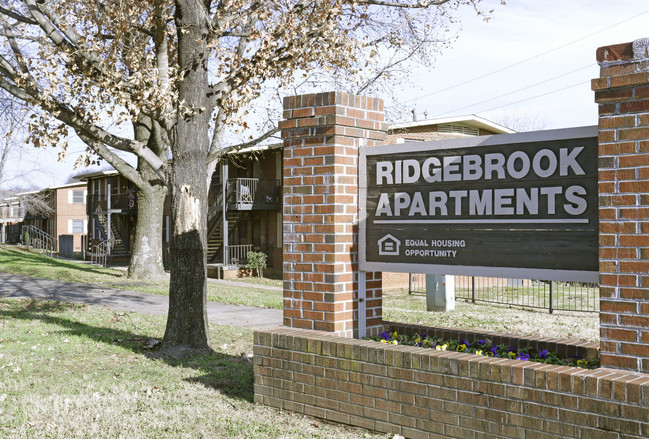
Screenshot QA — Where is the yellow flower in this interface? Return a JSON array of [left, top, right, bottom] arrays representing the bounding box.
[[476, 350, 483, 356], [456, 344, 466, 352], [391, 340, 398, 345], [393, 331, 398, 338], [436, 344, 448, 351], [414, 338, 421, 343], [380, 339, 387, 343], [577, 359, 588, 367], [508, 351, 516, 358]]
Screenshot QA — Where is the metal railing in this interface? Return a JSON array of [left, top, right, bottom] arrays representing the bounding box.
[[87, 191, 137, 214], [1, 206, 25, 221], [90, 241, 109, 267], [409, 274, 599, 313], [226, 178, 282, 207], [22, 225, 57, 257], [225, 244, 253, 267], [234, 178, 256, 205], [89, 238, 123, 266]]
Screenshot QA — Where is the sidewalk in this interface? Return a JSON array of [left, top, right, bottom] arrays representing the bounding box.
[[0, 272, 283, 330], [109, 264, 283, 292]]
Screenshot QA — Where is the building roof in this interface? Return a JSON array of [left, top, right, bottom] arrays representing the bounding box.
[[73, 169, 119, 180], [389, 115, 515, 134], [15, 181, 86, 197]]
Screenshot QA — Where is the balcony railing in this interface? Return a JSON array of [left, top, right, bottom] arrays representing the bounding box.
[[0, 207, 25, 222], [226, 178, 281, 210], [87, 191, 137, 214], [224, 244, 254, 268]]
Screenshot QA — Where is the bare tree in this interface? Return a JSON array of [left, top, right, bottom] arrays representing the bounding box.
[[493, 111, 547, 133], [0, 0, 487, 356]]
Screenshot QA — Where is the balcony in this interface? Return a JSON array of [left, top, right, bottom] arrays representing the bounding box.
[[87, 191, 137, 214], [0, 207, 25, 222], [226, 178, 281, 211]]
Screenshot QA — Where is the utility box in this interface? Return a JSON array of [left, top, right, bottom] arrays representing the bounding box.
[[426, 274, 455, 312]]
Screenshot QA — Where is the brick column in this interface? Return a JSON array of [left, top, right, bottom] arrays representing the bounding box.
[[593, 38, 649, 371], [280, 92, 386, 337]]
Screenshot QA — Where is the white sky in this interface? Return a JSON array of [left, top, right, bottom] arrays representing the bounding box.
[[389, 0, 649, 129], [3, 0, 648, 190]]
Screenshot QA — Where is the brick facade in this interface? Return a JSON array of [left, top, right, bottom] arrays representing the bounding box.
[[254, 37, 649, 435], [280, 92, 386, 337], [255, 327, 649, 439], [593, 38, 649, 372]]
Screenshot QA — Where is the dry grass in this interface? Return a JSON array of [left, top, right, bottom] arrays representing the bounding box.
[[0, 299, 386, 439], [383, 290, 599, 342]]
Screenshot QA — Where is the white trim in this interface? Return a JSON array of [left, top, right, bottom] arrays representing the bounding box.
[[389, 115, 516, 134]]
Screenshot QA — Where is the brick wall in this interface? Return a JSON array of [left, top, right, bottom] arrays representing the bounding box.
[[255, 327, 649, 439], [280, 92, 386, 337], [593, 38, 649, 372]]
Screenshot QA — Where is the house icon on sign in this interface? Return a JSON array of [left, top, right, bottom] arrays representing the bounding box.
[[378, 234, 401, 256]]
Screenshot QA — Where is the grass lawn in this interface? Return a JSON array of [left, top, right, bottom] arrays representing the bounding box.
[[0, 299, 384, 438], [0, 245, 600, 437], [0, 245, 599, 341]]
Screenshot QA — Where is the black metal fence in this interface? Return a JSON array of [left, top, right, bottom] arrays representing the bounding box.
[[408, 274, 599, 313]]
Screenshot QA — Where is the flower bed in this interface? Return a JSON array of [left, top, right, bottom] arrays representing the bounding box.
[[369, 330, 600, 369]]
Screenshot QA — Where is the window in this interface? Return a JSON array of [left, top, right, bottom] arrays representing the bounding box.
[[72, 220, 85, 234], [72, 190, 85, 204]]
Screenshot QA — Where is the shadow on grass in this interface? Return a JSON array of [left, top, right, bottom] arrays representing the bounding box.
[[0, 299, 254, 402], [0, 246, 124, 278]]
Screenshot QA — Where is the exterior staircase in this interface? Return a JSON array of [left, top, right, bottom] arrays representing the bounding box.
[[22, 225, 57, 257], [93, 212, 129, 256], [207, 211, 242, 262]]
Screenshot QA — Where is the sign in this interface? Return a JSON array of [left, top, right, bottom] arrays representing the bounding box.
[[359, 126, 599, 282]]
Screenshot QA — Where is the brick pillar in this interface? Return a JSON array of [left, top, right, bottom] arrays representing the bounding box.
[[280, 92, 386, 337], [593, 38, 649, 372]]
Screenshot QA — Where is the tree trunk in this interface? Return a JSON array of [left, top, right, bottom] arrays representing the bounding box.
[[126, 116, 168, 281], [127, 183, 167, 280], [160, 0, 212, 356]]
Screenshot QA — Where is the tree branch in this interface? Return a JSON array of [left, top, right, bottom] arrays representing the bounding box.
[[0, 5, 37, 25], [75, 132, 149, 188], [355, 0, 451, 8], [207, 126, 279, 165]]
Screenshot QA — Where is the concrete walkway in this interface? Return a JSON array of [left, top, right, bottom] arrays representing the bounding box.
[[0, 272, 283, 330]]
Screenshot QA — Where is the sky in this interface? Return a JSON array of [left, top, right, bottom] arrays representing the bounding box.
[[3, 0, 649, 191], [389, 0, 649, 129]]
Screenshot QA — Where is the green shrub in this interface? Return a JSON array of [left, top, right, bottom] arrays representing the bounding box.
[[246, 251, 267, 278]]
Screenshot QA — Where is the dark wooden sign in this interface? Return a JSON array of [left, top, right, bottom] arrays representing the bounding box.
[[359, 126, 599, 282]]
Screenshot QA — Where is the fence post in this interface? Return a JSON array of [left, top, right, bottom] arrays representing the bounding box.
[[471, 276, 476, 303], [549, 281, 554, 314], [409, 273, 413, 295]]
